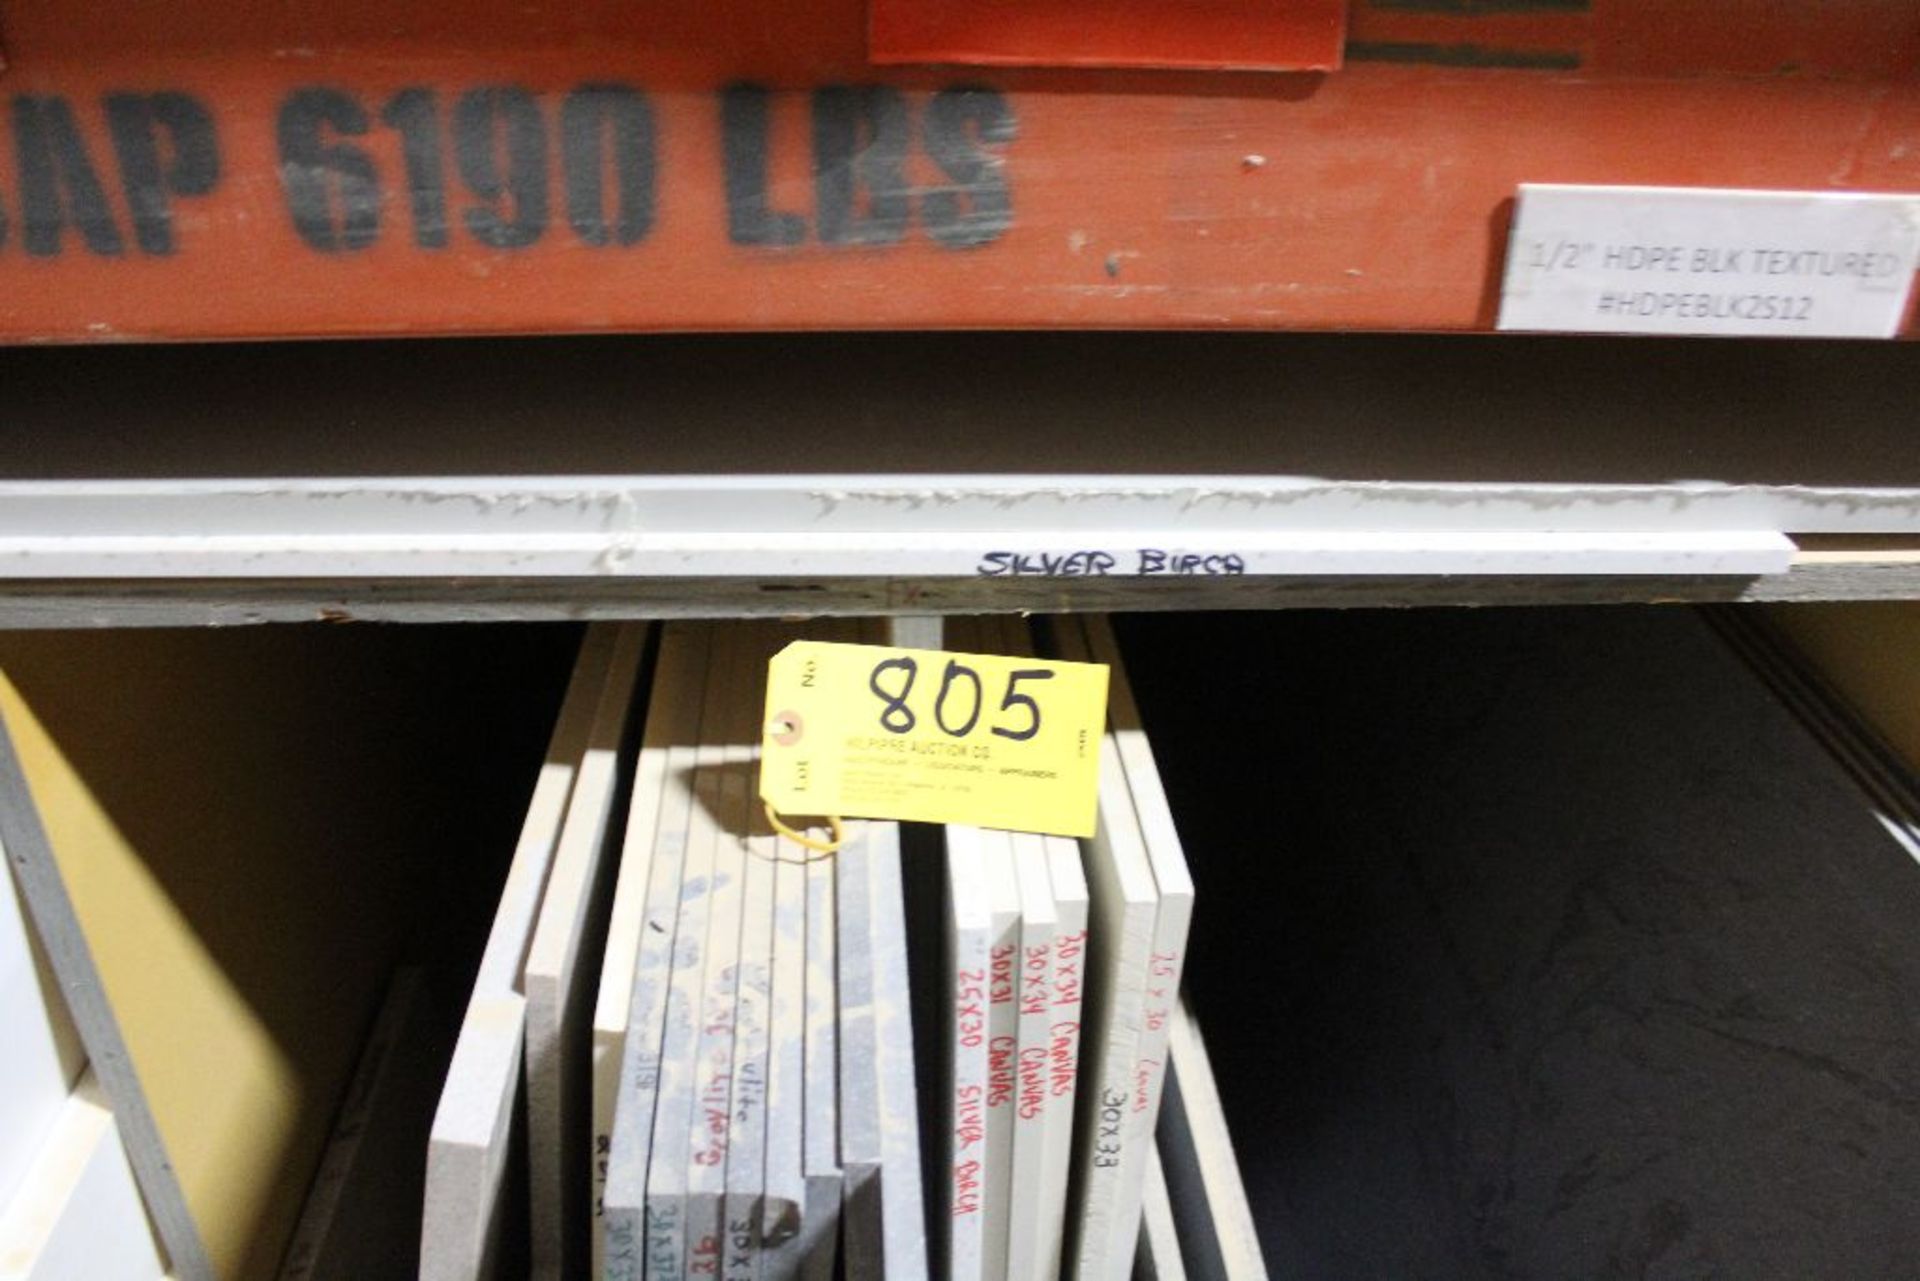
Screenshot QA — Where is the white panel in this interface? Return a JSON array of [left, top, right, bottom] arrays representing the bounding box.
[[0, 859, 84, 1213], [421, 625, 619, 1281], [866, 820, 927, 1281], [523, 623, 648, 1280], [1083, 617, 1196, 1275], [0, 1075, 166, 1281], [942, 827, 994, 1281], [0, 473, 1902, 581], [0, 525, 1793, 579], [1054, 619, 1163, 1281], [591, 624, 708, 1280]]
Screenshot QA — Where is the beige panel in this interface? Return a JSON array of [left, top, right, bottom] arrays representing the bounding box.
[[1768, 602, 1920, 771], [0, 630, 496, 1279]]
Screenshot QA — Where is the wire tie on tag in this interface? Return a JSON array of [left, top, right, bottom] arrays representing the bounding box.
[[763, 802, 846, 861]]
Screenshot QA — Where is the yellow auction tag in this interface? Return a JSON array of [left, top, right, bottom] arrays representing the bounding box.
[[760, 640, 1108, 839]]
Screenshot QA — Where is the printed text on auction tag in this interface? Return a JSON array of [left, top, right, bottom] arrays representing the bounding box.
[[760, 641, 1108, 838]]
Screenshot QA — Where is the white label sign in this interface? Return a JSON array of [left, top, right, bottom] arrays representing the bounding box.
[[1498, 184, 1920, 338]]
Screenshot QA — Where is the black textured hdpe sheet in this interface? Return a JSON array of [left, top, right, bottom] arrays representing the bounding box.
[[1121, 606, 1920, 1281]]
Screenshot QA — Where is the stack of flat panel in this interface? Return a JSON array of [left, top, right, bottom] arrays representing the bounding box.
[[423, 621, 650, 1281], [1046, 616, 1195, 1281], [926, 614, 1196, 1281], [409, 612, 1224, 1280], [932, 617, 1092, 1281], [23, 601, 1920, 1279], [529, 619, 923, 1281], [416, 618, 923, 1280]]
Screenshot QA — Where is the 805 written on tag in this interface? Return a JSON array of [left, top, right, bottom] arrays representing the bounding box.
[[760, 640, 1108, 839]]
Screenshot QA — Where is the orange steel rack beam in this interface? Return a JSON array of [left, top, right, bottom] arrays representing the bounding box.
[[0, 0, 1913, 341]]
